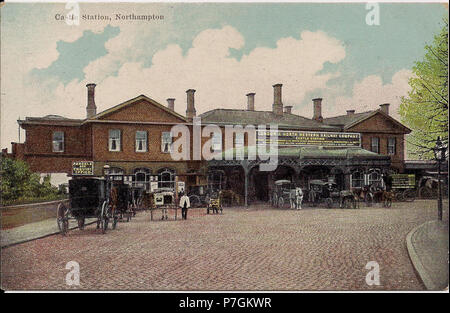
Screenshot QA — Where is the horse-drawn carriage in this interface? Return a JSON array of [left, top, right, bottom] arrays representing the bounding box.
[[271, 180, 293, 208], [271, 180, 303, 209], [57, 177, 133, 235], [151, 187, 177, 220], [187, 184, 210, 208], [308, 180, 357, 209]]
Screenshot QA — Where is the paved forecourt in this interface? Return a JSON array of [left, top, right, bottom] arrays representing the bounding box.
[[1, 200, 447, 290]]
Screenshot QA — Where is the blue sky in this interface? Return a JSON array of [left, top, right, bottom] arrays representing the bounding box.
[[25, 3, 446, 86], [1, 2, 447, 149]]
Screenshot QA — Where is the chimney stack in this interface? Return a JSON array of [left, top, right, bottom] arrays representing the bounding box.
[[346, 109, 355, 115], [379, 103, 390, 115], [312, 98, 323, 122], [86, 83, 97, 118], [167, 98, 175, 111], [272, 84, 283, 116], [246, 93, 255, 111], [284, 106, 292, 114], [186, 89, 196, 121]]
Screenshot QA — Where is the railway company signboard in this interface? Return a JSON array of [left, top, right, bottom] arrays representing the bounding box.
[[256, 130, 361, 147]]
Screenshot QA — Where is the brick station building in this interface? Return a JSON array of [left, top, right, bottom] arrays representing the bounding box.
[[9, 83, 411, 204]]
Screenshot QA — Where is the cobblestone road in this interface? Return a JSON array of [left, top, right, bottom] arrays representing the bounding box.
[[1, 200, 447, 291]]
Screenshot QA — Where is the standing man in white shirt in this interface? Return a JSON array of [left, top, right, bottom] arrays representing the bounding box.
[[179, 193, 191, 220]]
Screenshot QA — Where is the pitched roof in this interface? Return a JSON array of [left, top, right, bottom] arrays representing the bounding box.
[[200, 109, 339, 131], [85, 94, 187, 123], [322, 111, 373, 128], [323, 109, 411, 133]]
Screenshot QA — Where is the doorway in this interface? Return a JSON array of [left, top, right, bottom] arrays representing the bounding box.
[[254, 171, 269, 201]]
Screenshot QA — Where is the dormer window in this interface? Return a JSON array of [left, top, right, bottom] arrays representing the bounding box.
[[52, 131, 64, 152]]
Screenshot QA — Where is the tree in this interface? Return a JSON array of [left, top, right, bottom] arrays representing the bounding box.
[[399, 17, 448, 159], [0, 157, 59, 203]]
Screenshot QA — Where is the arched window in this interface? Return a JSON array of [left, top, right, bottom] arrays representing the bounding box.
[[133, 168, 151, 190], [158, 168, 175, 189], [367, 168, 383, 187], [109, 167, 124, 181], [351, 170, 364, 188]]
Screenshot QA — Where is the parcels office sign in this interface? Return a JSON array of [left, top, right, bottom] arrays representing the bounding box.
[[72, 161, 94, 176], [256, 130, 361, 147]]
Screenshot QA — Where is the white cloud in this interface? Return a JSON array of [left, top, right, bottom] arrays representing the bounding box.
[[1, 25, 349, 149], [331, 69, 413, 120]]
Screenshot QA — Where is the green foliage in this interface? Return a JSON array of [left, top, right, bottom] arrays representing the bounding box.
[[400, 17, 448, 159], [0, 157, 61, 204]]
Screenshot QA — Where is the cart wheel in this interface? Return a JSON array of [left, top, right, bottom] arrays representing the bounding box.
[[63, 219, 69, 236], [57, 202, 69, 236], [395, 192, 404, 202], [77, 218, 85, 230], [102, 218, 109, 234], [100, 201, 109, 234], [403, 189, 416, 202]]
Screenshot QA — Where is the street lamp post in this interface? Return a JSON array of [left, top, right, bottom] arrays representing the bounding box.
[[433, 137, 446, 221], [103, 164, 111, 200]]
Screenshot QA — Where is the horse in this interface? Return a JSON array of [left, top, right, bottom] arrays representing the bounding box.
[[290, 187, 304, 210]]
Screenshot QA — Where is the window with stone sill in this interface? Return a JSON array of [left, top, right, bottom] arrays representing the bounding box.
[[109, 129, 121, 152], [161, 131, 172, 153], [371, 137, 380, 154], [235, 133, 245, 148], [135, 131, 148, 152], [212, 132, 222, 152], [388, 137, 396, 155], [52, 131, 64, 152]]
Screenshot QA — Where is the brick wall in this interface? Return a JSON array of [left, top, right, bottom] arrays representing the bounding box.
[[21, 124, 91, 157]]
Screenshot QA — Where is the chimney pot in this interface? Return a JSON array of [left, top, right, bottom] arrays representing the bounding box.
[[272, 84, 283, 116], [312, 98, 323, 122], [346, 109, 355, 115], [86, 83, 97, 118], [379, 103, 390, 115], [284, 106, 292, 114], [186, 89, 196, 121], [246, 93, 255, 111], [167, 98, 175, 111]]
